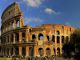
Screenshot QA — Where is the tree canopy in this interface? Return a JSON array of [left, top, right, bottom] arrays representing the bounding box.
[[62, 28, 80, 60]]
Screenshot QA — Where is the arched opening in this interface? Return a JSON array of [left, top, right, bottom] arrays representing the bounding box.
[[62, 36, 64, 43], [38, 33, 43, 40], [52, 35, 55, 42], [47, 35, 49, 41], [0, 47, 1, 55], [29, 29, 31, 32], [53, 48, 56, 55], [15, 33, 19, 43], [66, 36, 69, 43], [46, 48, 51, 56], [7, 48, 9, 56], [29, 47, 34, 57], [22, 32, 26, 42], [15, 47, 19, 56], [38, 48, 44, 56], [11, 34, 13, 43], [22, 47, 26, 57], [22, 32, 25, 38], [16, 20, 20, 28], [70, 28, 71, 32], [62, 26, 64, 33], [32, 34, 36, 40], [11, 48, 13, 56], [57, 36, 60, 43], [56, 31, 60, 35], [7, 36, 9, 43], [57, 48, 60, 56]]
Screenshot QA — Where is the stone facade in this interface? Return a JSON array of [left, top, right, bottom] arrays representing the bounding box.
[[0, 2, 75, 58]]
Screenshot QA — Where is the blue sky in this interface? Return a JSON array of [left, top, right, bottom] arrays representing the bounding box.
[[0, 0, 80, 28]]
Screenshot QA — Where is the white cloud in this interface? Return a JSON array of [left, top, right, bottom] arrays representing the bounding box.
[[44, 8, 60, 15], [65, 22, 71, 26], [24, 17, 43, 26], [23, 0, 44, 7]]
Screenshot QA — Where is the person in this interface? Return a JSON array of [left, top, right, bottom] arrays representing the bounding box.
[[35, 48, 46, 60], [45, 48, 54, 60]]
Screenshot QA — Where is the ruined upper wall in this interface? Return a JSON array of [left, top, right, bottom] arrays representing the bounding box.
[[1, 2, 21, 23], [31, 24, 75, 32]]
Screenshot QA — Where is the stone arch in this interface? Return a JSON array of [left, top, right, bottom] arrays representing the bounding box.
[[38, 33, 44, 40], [66, 36, 69, 43], [11, 47, 13, 56], [46, 48, 51, 56], [29, 47, 34, 57], [70, 28, 71, 32], [56, 31, 60, 35], [15, 32, 19, 42], [38, 48, 44, 56], [32, 34, 36, 40], [62, 36, 64, 43], [11, 34, 13, 42], [53, 48, 56, 55], [57, 48, 60, 56], [15, 46, 19, 56], [47, 35, 49, 41], [57, 36, 60, 43], [52, 35, 55, 42], [22, 47, 26, 57]]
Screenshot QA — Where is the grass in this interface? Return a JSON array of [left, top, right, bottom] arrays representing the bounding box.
[[0, 58, 12, 60], [0, 57, 73, 60]]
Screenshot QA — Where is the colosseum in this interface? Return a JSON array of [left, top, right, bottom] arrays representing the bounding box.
[[0, 2, 75, 58]]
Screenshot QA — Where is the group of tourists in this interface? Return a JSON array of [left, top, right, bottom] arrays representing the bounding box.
[[28, 48, 56, 60]]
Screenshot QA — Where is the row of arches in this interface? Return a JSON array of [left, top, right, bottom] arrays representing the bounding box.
[[0, 47, 61, 57], [0, 46, 26, 57], [32, 33, 69, 43], [1, 31, 26, 44], [38, 47, 61, 56]]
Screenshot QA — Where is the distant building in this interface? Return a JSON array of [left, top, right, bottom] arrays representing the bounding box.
[[0, 2, 75, 57]]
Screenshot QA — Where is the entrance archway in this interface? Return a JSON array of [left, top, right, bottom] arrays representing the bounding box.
[[57, 48, 60, 56]]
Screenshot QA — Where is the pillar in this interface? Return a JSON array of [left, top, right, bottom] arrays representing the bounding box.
[[60, 36, 62, 55], [34, 46, 38, 57], [55, 36, 57, 55], [26, 47, 28, 57], [19, 46, 22, 57], [13, 47, 15, 56], [19, 32, 22, 43], [13, 33, 15, 43], [9, 34, 11, 44], [9, 48, 11, 57]]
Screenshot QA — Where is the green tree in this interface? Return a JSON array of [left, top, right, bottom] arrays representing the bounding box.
[[62, 28, 80, 60]]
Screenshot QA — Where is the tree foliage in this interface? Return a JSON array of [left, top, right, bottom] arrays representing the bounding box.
[[62, 28, 80, 60]]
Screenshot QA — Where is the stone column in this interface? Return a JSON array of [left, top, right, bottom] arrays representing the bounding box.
[[34, 46, 38, 57], [26, 47, 29, 57], [13, 47, 15, 56], [60, 36, 62, 55], [9, 34, 11, 44], [5, 48, 7, 57], [44, 46, 46, 56], [19, 32, 22, 43], [13, 20, 16, 29], [19, 31, 22, 57], [55, 36, 57, 55], [19, 46, 22, 57], [13, 33, 15, 43], [9, 47, 11, 57], [1, 47, 2, 56]]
